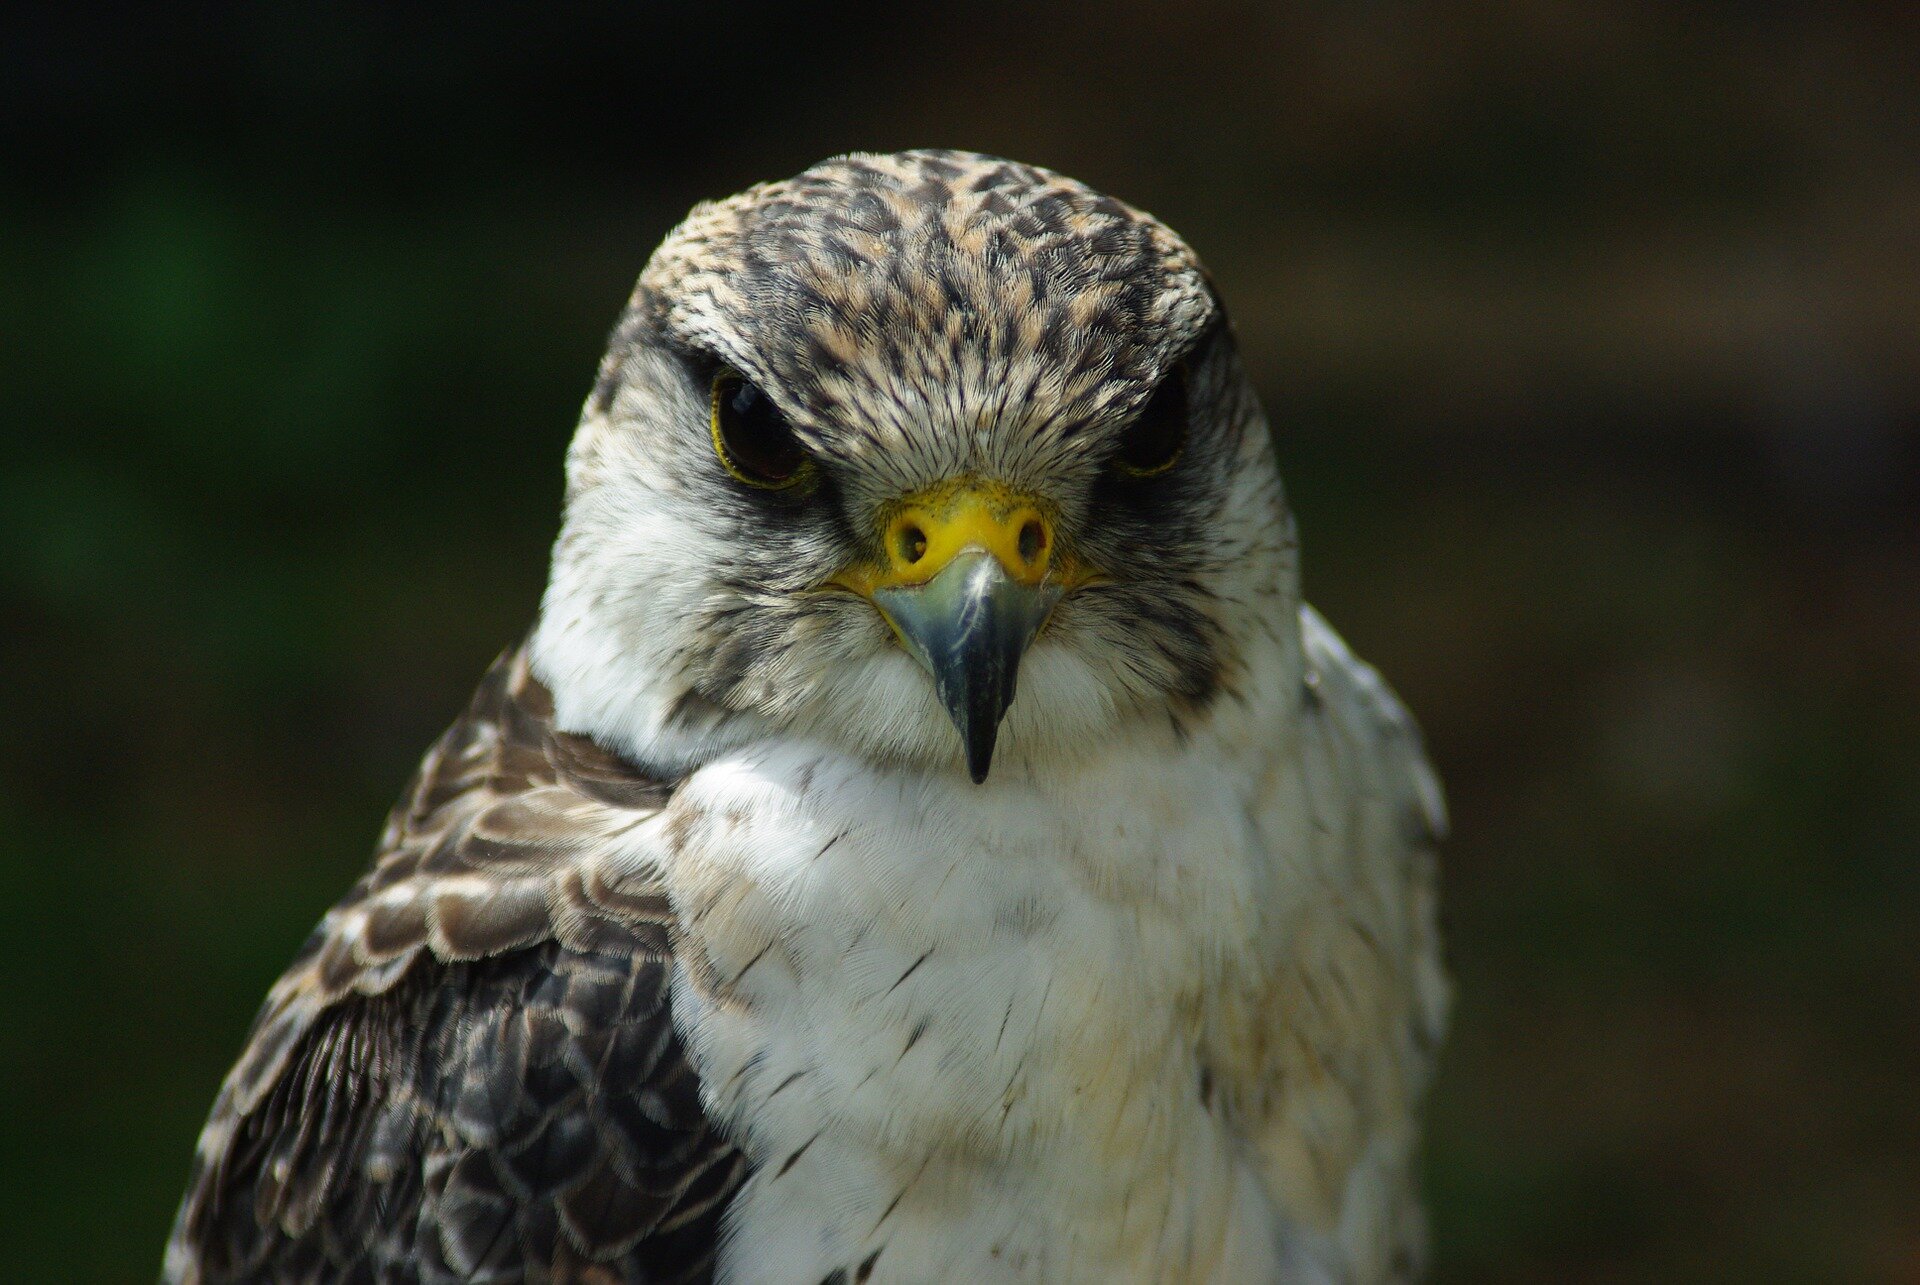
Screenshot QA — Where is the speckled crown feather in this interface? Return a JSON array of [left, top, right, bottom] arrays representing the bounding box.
[[604, 150, 1219, 479]]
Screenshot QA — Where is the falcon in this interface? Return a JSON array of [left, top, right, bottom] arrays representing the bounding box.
[[166, 149, 1449, 1284]]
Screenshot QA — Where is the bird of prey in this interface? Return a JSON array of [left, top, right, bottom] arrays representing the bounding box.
[[166, 149, 1448, 1284]]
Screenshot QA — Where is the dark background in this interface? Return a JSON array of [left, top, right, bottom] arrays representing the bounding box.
[[4, 3, 1917, 1280]]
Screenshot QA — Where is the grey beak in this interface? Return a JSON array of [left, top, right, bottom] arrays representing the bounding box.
[[874, 551, 1062, 783]]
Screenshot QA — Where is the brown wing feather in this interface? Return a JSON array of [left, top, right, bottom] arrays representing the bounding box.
[[164, 647, 747, 1284]]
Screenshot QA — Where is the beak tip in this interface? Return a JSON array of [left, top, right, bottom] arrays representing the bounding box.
[[961, 713, 998, 784]]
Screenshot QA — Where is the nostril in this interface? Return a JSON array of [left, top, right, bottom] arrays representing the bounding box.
[[898, 524, 928, 565], [1018, 520, 1047, 564]]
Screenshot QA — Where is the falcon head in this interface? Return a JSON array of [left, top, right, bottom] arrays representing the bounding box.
[[532, 150, 1298, 782]]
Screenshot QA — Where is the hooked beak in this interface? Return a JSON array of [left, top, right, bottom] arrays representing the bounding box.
[[875, 553, 1062, 783], [834, 480, 1080, 783]]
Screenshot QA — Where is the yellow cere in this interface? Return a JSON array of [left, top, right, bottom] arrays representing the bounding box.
[[833, 478, 1096, 596]]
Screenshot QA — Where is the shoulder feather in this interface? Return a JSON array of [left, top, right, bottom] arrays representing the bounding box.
[[164, 647, 746, 1283]]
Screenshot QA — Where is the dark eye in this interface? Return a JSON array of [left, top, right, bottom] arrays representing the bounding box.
[[1113, 364, 1188, 477], [710, 369, 812, 488]]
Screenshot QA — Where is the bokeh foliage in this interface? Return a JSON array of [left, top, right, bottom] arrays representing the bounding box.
[[4, 3, 1917, 1279]]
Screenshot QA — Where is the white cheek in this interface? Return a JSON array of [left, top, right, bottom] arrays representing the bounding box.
[[532, 438, 767, 769], [534, 397, 1298, 785]]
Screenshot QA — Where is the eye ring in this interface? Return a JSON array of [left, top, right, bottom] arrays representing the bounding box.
[[1113, 363, 1189, 478], [710, 368, 813, 489]]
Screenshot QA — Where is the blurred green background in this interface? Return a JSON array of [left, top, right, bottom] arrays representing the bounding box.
[[4, 3, 1917, 1280]]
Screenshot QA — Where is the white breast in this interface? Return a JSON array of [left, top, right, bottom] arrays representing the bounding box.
[[621, 686, 1317, 1285]]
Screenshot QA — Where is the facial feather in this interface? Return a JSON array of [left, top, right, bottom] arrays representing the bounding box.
[[532, 149, 1295, 783]]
